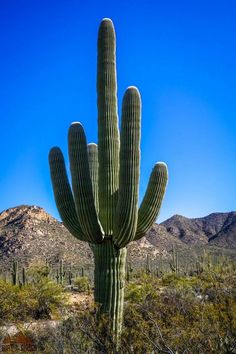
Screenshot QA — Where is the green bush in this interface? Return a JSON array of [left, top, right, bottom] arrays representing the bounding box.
[[0, 280, 30, 323], [1, 258, 236, 353], [25, 278, 65, 320], [73, 276, 91, 294], [0, 267, 65, 323]]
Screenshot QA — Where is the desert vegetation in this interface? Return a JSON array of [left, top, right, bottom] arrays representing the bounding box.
[[0, 254, 236, 353]]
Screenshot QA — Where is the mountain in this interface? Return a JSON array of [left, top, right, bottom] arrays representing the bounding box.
[[160, 212, 236, 247], [208, 212, 236, 248], [0, 205, 92, 270], [0, 206, 235, 270]]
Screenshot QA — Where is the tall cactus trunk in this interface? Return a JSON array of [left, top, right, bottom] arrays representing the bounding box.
[[49, 18, 168, 345], [93, 240, 127, 339]]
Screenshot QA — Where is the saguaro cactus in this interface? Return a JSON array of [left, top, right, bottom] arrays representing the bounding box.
[[11, 260, 19, 286], [49, 18, 168, 339]]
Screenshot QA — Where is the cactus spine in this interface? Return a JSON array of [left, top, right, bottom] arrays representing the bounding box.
[[49, 18, 168, 340]]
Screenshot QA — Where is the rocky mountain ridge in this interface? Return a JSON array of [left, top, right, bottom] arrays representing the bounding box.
[[160, 212, 236, 247], [0, 205, 92, 270], [0, 205, 235, 270]]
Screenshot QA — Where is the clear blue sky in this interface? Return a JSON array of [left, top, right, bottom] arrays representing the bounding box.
[[0, 0, 236, 222]]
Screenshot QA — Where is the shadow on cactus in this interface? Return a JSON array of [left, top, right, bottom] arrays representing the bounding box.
[[49, 18, 168, 342]]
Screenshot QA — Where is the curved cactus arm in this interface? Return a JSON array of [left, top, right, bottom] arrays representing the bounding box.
[[68, 122, 104, 243], [97, 18, 119, 235], [134, 162, 168, 241], [88, 143, 99, 214], [114, 87, 141, 248], [49, 147, 86, 241]]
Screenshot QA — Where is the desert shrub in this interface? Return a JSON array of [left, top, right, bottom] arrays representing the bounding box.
[[125, 273, 161, 303], [26, 262, 51, 280], [161, 272, 180, 285], [122, 264, 236, 354], [1, 259, 236, 353], [25, 278, 65, 320], [125, 282, 148, 303], [0, 280, 31, 323], [23, 267, 236, 353], [30, 310, 119, 354], [73, 276, 91, 294], [24, 262, 66, 319], [0, 267, 65, 323]]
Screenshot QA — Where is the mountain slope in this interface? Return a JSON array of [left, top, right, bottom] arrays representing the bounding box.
[[0, 205, 92, 270], [0, 206, 235, 270], [208, 212, 236, 248], [161, 212, 236, 246]]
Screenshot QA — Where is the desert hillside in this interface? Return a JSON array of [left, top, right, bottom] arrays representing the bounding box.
[[0, 205, 235, 271]]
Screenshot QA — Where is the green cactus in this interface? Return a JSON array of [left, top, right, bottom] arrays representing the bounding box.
[[68, 268, 73, 285], [11, 260, 19, 286], [55, 269, 60, 284], [157, 254, 163, 277], [81, 267, 85, 277], [146, 254, 151, 275], [126, 262, 133, 282], [59, 260, 65, 285], [49, 18, 168, 340], [22, 267, 26, 285], [169, 245, 179, 275]]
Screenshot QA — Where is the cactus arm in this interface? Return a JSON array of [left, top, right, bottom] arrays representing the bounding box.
[[68, 122, 104, 243], [134, 162, 168, 241], [97, 18, 119, 235], [49, 147, 86, 241], [114, 87, 141, 248], [88, 143, 99, 214]]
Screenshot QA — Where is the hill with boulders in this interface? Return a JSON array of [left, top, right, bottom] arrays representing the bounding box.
[[0, 205, 235, 270]]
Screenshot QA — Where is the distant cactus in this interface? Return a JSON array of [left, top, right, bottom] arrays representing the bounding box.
[[59, 260, 65, 285], [68, 268, 73, 285], [22, 267, 26, 285], [126, 262, 133, 282], [81, 267, 84, 277], [169, 245, 179, 275], [55, 269, 60, 284], [146, 254, 151, 275], [11, 260, 19, 285], [49, 18, 168, 341], [157, 254, 163, 277]]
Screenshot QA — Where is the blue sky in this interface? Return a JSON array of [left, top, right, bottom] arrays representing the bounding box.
[[0, 0, 236, 222]]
